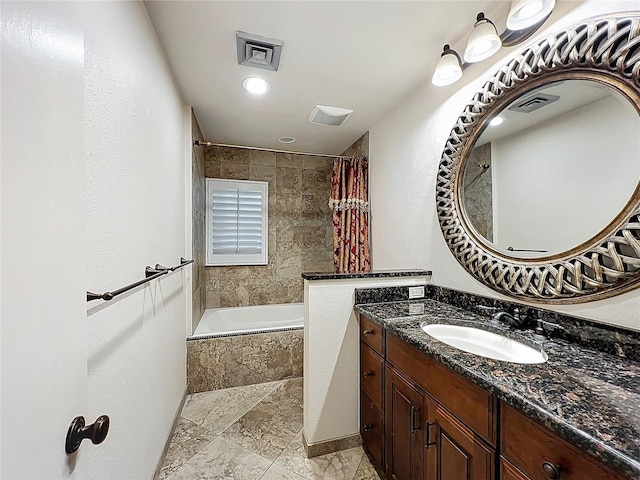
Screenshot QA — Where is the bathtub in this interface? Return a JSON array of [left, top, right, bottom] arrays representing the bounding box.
[[186, 303, 304, 393], [190, 302, 304, 339]]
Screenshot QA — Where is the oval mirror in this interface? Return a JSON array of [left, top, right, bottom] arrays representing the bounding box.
[[461, 79, 640, 259]]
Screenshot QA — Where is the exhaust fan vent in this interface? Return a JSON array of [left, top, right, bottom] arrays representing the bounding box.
[[509, 93, 560, 113], [308, 105, 353, 127], [236, 31, 283, 71]]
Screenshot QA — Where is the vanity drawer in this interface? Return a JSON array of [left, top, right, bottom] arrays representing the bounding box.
[[361, 391, 384, 469], [360, 343, 384, 411], [501, 403, 628, 480], [386, 332, 497, 445], [360, 315, 384, 355], [501, 457, 530, 480]]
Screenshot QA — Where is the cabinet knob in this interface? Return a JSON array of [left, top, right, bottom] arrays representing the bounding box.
[[65, 415, 110, 454], [363, 371, 373, 378], [542, 461, 561, 479], [363, 424, 374, 432], [363, 330, 373, 336]]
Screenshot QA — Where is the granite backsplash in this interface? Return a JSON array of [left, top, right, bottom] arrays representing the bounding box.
[[354, 284, 640, 362]]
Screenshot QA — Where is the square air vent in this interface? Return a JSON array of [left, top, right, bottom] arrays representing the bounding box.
[[308, 105, 353, 127], [508, 93, 560, 113], [236, 31, 283, 71]]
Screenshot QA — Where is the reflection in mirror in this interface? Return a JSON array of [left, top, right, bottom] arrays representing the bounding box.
[[461, 80, 640, 259]]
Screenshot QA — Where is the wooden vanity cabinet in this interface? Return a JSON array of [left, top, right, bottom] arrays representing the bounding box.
[[500, 404, 628, 480], [426, 397, 495, 480], [360, 315, 385, 469], [359, 313, 631, 480], [385, 365, 425, 480]]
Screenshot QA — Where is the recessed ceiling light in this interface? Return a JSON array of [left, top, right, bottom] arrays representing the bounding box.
[[490, 116, 504, 127], [278, 136, 295, 144], [242, 77, 270, 95]]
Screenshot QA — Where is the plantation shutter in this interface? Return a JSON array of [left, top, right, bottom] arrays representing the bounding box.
[[211, 188, 263, 254], [206, 179, 268, 266]]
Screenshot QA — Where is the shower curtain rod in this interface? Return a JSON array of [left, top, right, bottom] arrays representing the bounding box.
[[192, 140, 359, 159]]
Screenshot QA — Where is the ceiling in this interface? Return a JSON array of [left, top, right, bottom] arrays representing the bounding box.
[[145, 1, 521, 155]]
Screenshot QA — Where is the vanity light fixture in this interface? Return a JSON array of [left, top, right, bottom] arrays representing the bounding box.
[[242, 77, 270, 95], [464, 13, 502, 63], [507, 0, 556, 31], [489, 116, 504, 127], [432, 45, 463, 87], [432, 1, 556, 87]]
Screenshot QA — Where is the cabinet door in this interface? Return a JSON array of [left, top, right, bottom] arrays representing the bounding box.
[[385, 365, 425, 480], [425, 397, 495, 480]]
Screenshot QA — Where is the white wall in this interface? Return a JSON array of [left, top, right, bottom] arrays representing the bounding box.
[[85, 3, 188, 479], [1, 2, 88, 477], [491, 95, 640, 255], [304, 276, 429, 445], [369, 0, 640, 331]]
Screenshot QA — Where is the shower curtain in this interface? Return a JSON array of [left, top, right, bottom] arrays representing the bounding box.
[[329, 156, 371, 273]]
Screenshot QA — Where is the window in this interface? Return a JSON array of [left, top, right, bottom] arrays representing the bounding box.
[[206, 178, 268, 266]]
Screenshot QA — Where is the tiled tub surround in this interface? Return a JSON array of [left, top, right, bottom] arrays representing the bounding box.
[[204, 145, 334, 309], [187, 329, 303, 394], [354, 295, 640, 478], [191, 111, 206, 333]]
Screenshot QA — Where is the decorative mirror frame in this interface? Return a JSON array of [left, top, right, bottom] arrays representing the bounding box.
[[437, 15, 640, 304]]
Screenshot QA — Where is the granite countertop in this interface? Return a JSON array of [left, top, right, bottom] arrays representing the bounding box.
[[301, 269, 431, 281], [355, 299, 640, 479]]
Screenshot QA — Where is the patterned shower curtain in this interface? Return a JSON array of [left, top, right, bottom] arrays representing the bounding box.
[[329, 156, 371, 273]]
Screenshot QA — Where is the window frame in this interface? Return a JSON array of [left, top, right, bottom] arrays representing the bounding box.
[[205, 178, 269, 266]]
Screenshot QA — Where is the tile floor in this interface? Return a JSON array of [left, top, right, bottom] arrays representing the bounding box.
[[159, 378, 381, 480]]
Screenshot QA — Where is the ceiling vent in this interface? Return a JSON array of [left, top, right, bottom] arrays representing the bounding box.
[[308, 105, 353, 127], [236, 31, 283, 71], [509, 93, 560, 113]]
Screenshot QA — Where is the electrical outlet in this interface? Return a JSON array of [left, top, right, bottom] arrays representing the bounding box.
[[408, 286, 425, 299]]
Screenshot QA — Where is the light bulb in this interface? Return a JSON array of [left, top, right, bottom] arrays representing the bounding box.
[[507, 0, 555, 31], [464, 14, 502, 63], [490, 116, 504, 127], [432, 45, 462, 87]]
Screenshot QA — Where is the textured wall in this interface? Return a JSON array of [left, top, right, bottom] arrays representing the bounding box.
[[368, 0, 640, 331], [205, 146, 334, 308], [192, 112, 206, 331], [85, 3, 187, 479]]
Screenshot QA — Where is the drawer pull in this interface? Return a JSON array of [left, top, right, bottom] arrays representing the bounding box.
[[425, 422, 435, 448], [363, 329, 373, 336], [363, 424, 374, 432], [363, 371, 373, 378], [542, 462, 561, 479]]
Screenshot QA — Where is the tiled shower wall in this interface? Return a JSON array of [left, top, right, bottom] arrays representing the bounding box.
[[192, 110, 206, 332], [463, 143, 493, 241], [341, 131, 369, 158], [205, 146, 334, 308]]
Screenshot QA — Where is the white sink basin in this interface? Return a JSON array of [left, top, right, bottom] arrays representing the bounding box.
[[421, 324, 547, 364]]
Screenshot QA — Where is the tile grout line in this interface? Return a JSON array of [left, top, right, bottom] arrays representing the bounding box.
[[163, 380, 288, 480]]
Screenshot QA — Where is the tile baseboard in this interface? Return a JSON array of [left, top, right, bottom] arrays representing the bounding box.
[[301, 430, 362, 458], [152, 389, 187, 480]]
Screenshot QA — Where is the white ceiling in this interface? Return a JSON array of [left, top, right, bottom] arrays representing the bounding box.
[[145, 1, 518, 155]]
